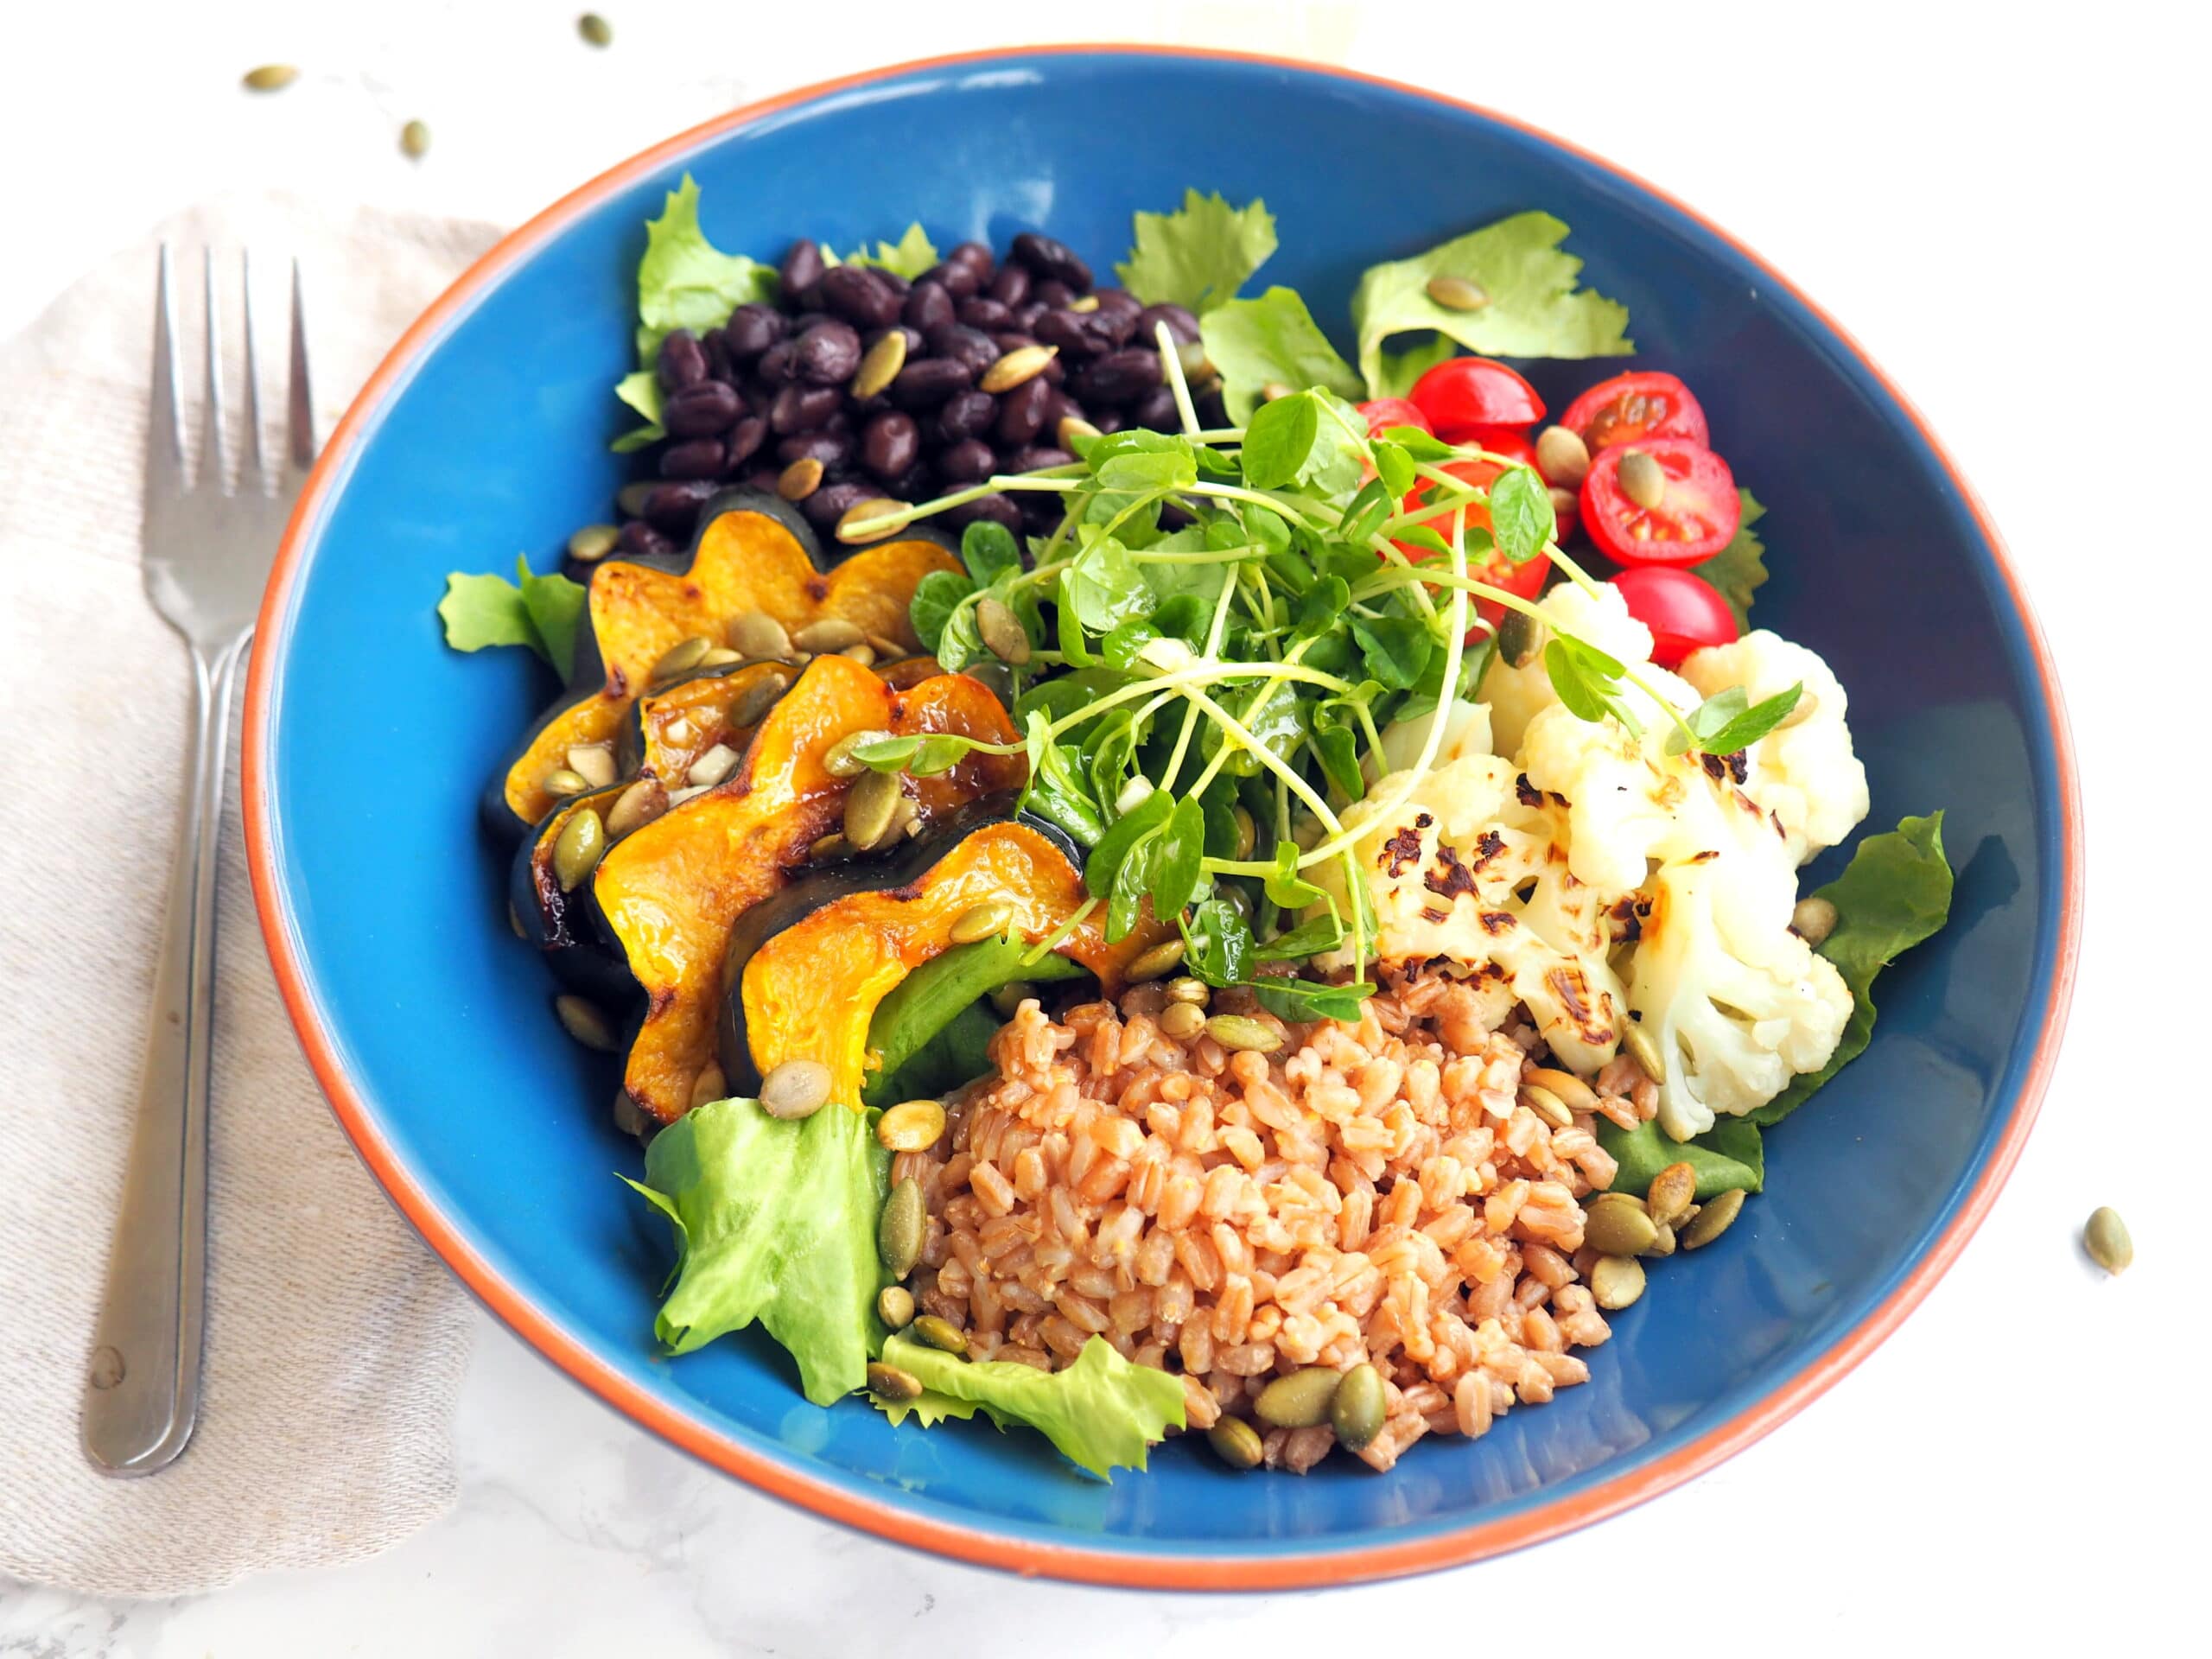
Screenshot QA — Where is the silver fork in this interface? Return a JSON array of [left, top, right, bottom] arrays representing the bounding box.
[[81, 249, 315, 1476]]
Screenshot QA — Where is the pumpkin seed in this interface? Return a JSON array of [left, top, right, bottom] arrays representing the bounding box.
[[824, 727, 893, 779], [1680, 1187, 1745, 1250], [689, 1064, 727, 1110], [1646, 1161, 1698, 1228], [728, 610, 792, 660], [793, 617, 866, 654], [1057, 414, 1102, 450], [1548, 485, 1578, 524], [1173, 339, 1214, 383], [1425, 274, 1490, 311], [910, 1314, 968, 1357], [553, 994, 616, 1052], [1329, 1363, 1387, 1451], [877, 1285, 916, 1330], [866, 632, 906, 658], [1125, 938, 1185, 982], [566, 744, 617, 789], [840, 643, 876, 666], [508, 901, 525, 939], [1643, 1222, 1677, 1258], [1205, 1014, 1282, 1053], [1617, 449, 1666, 511], [563, 523, 621, 566], [1590, 1254, 1646, 1310], [809, 832, 851, 861], [616, 480, 659, 518], [1780, 691, 1820, 730], [1231, 805, 1257, 861], [650, 634, 712, 685], [892, 796, 922, 841], [980, 344, 1057, 394], [1165, 976, 1210, 1006], [1791, 895, 1839, 947], [242, 64, 299, 92], [1159, 1001, 1205, 1039], [976, 595, 1031, 665], [542, 766, 590, 798], [696, 646, 743, 669], [2084, 1206, 2133, 1274], [843, 768, 904, 851], [949, 900, 1016, 944], [867, 1362, 923, 1402], [1253, 1366, 1343, 1428], [1583, 1193, 1658, 1256], [551, 808, 607, 892], [1206, 1415, 1264, 1470], [1622, 1020, 1666, 1084], [836, 498, 909, 544], [722, 673, 785, 730], [400, 118, 430, 159], [777, 456, 824, 500], [1497, 606, 1545, 670], [1519, 1084, 1573, 1129], [850, 328, 908, 400], [605, 777, 667, 838], [1535, 425, 1590, 487], [612, 1090, 646, 1136], [577, 11, 613, 47], [989, 981, 1037, 1018], [878, 1098, 947, 1153], [1522, 1066, 1597, 1114], [687, 742, 741, 789], [1068, 294, 1102, 314], [759, 1058, 832, 1121]]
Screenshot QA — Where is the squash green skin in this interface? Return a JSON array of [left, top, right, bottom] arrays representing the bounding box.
[[508, 781, 636, 1006]]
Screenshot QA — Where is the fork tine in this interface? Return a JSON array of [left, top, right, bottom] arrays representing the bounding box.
[[200, 248, 228, 493], [145, 245, 184, 508], [285, 259, 315, 480], [241, 249, 267, 486]]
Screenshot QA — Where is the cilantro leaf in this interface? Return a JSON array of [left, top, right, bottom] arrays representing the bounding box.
[[632, 174, 779, 366], [1350, 211, 1633, 398], [1689, 489, 1769, 627], [438, 561, 588, 677], [1115, 189, 1279, 315], [1198, 287, 1363, 423]]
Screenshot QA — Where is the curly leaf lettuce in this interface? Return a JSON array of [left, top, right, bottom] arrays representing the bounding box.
[[841, 222, 938, 280], [1116, 189, 1279, 315], [626, 1097, 887, 1405], [1198, 288, 1363, 423], [633, 173, 779, 363], [872, 1333, 1185, 1479], [437, 556, 587, 677], [1351, 211, 1632, 398]]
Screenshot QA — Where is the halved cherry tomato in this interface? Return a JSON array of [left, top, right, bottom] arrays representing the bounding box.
[[1410, 358, 1543, 437], [1399, 457, 1548, 624], [1561, 371, 1708, 452], [1356, 397, 1432, 438], [1459, 429, 1538, 468], [1609, 566, 1738, 667], [1580, 438, 1739, 567]]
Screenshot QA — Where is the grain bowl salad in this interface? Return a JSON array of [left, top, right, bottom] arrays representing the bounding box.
[[441, 183, 1955, 1478]]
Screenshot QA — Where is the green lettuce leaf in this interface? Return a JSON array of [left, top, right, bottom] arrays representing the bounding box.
[[872, 1333, 1185, 1479], [626, 1097, 888, 1405], [1596, 1114, 1765, 1200], [437, 557, 587, 676], [1689, 489, 1769, 628], [1751, 812, 1954, 1126], [1350, 211, 1633, 397], [1198, 287, 1364, 423], [632, 174, 779, 368], [612, 369, 665, 453], [1370, 334, 1457, 401], [1116, 188, 1279, 315], [515, 556, 588, 679], [845, 222, 938, 279]]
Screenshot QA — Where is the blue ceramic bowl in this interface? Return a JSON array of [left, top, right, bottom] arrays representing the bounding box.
[[245, 47, 2081, 1587]]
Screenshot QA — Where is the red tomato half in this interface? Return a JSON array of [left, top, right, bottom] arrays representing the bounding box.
[[1610, 566, 1738, 667], [1561, 371, 1709, 452], [1580, 439, 1740, 567], [1410, 358, 1543, 435], [1400, 458, 1549, 625], [1454, 428, 1538, 467], [1357, 397, 1432, 437]]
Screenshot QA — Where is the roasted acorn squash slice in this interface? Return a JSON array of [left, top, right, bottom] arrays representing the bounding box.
[[590, 654, 1023, 1124], [491, 490, 957, 832], [621, 658, 799, 784], [510, 782, 635, 1005]]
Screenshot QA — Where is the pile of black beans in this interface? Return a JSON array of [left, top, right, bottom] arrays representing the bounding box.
[[605, 231, 1225, 560]]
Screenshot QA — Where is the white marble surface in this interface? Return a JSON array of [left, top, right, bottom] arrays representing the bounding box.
[[3, 0, 2203, 1649]]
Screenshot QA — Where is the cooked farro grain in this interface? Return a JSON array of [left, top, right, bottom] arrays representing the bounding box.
[[898, 972, 1619, 1475]]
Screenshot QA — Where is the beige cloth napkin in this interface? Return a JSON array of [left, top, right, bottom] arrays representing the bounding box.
[[0, 194, 499, 1598]]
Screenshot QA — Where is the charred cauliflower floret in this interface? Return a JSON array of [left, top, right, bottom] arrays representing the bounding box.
[[1679, 631, 1869, 865]]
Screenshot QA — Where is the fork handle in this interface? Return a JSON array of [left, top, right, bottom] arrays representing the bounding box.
[[82, 633, 248, 1474]]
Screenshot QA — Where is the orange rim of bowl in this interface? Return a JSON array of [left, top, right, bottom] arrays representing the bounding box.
[[242, 43, 2083, 1591]]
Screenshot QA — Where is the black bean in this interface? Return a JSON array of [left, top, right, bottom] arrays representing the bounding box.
[[887, 324, 927, 359], [756, 339, 799, 384], [792, 320, 861, 385], [957, 296, 1012, 332], [1010, 302, 1045, 331], [1033, 279, 1075, 309], [861, 410, 920, 480], [820, 406, 854, 435], [657, 329, 709, 392], [1093, 303, 1141, 348], [904, 280, 954, 335], [948, 240, 994, 277], [937, 437, 995, 484], [988, 264, 1032, 308], [618, 519, 676, 558], [741, 464, 783, 496], [1135, 302, 1201, 346], [1072, 348, 1162, 407], [881, 461, 934, 504], [995, 375, 1053, 446], [1160, 503, 1196, 532], [1019, 493, 1065, 534], [663, 379, 742, 437], [1039, 386, 1080, 430], [1194, 386, 1229, 429], [921, 260, 980, 301], [945, 493, 1022, 533], [1001, 444, 1075, 474], [777, 429, 853, 468], [659, 436, 726, 479], [1011, 232, 1090, 289], [779, 238, 825, 297], [991, 331, 1040, 355], [802, 479, 873, 530], [888, 356, 974, 407], [1130, 386, 1181, 432], [726, 416, 768, 468], [702, 331, 733, 382], [1091, 287, 1143, 319], [769, 383, 842, 435], [643, 480, 718, 535], [933, 389, 998, 442], [1093, 411, 1125, 435], [927, 325, 999, 379], [818, 264, 903, 330], [1034, 309, 1109, 359], [722, 303, 787, 360]]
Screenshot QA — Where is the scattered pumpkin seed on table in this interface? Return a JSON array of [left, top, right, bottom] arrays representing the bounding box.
[[1646, 1161, 1698, 1228], [1583, 1192, 1658, 1256], [727, 610, 791, 660], [242, 65, 299, 92], [1425, 274, 1489, 311], [650, 634, 711, 684], [400, 119, 430, 160], [1205, 1014, 1282, 1053], [553, 994, 615, 1052], [792, 617, 865, 653], [1159, 1001, 1205, 1039], [1618, 449, 1667, 510], [577, 12, 613, 46], [2083, 1205, 2133, 1274]]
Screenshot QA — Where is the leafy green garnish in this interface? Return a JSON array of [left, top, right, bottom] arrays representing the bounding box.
[[612, 370, 665, 452], [865, 938, 1086, 1105], [1690, 489, 1770, 627], [1595, 1114, 1765, 1200], [843, 222, 938, 279], [872, 1333, 1186, 1479], [1543, 635, 1642, 735], [632, 173, 779, 367], [1663, 683, 1802, 758], [625, 1098, 887, 1405], [1350, 211, 1633, 398], [1116, 189, 1279, 315], [1198, 287, 1364, 422], [1487, 466, 1555, 565], [437, 556, 588, 678]]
